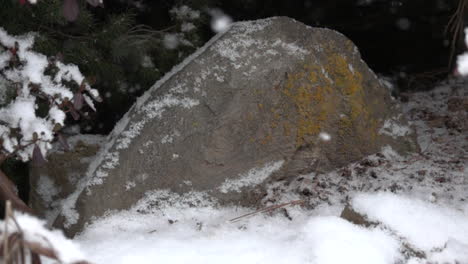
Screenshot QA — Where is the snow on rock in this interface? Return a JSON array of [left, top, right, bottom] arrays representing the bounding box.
[[57, 29, 229, 229], [219, 160, 285, 193], [37, 175, 61, 203], [211, 19, 309, 69], [379, 118, 412, 138], [56, 17, 418, 237], [116, 95, 199, 150]]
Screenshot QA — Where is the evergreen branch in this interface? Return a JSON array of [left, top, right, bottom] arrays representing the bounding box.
[[37, 25, 94, 41]]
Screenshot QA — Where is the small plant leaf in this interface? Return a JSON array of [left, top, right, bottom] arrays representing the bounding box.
[[62, 0, 80, 22], [69, 106, 80, 120], [73, 92, 84, 110], [32, 145, 47, 166]]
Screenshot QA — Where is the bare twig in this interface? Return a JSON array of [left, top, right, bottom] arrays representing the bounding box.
[[228, 200, 304, 223], [445, 0, 467, 69], [0, 203, 92, 264]]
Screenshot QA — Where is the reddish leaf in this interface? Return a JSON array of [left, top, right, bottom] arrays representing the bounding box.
[[62, 0, 79, 22], [19, 0, 26, 5], [0, 170, 35, 214], [32, 145, 47, 166], [73, 92, 84, 110], [69, 107, 80, 120]]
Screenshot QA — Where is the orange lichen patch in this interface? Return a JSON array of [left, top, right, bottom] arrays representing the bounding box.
[[282, 63, 338, 146], [260, 134, 273, 145], [324, 54, 362, 96], [323, 54, 381, 147], [283, 123, 291, 137], [256, 51, 384, 149]]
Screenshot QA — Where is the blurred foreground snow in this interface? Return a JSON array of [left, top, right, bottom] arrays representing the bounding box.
[[62, 80, 467, 263], [7, 79, 464, 264]]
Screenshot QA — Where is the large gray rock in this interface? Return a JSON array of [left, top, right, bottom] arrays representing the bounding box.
[[55, 17, 418, 236]]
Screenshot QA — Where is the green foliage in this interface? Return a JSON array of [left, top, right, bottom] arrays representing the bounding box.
[[0, 0, 209, 133]]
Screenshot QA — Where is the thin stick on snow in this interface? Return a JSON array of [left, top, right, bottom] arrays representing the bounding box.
[[228, 200, 304, 223]]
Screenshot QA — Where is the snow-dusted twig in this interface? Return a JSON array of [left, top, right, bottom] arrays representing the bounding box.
[[228, 200, 304, 223]]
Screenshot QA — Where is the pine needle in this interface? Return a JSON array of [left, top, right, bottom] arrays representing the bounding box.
[[228, 200, 304, 223]]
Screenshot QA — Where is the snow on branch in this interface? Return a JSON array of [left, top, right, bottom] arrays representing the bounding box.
[[0, 27, 100, 162]]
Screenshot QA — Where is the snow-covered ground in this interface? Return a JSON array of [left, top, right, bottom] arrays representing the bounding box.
[[70, 79, 467, 264], [3, 79, 467, 264]]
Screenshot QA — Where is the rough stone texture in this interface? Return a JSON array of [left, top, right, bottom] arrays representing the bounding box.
[[54, 17, 418, 236], [29, 135, 105, 224]]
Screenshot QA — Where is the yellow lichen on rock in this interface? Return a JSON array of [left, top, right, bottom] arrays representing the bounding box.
[[324, 53, 379, 145], [282, 63, 338, 147], [279, 52, 383, 148]]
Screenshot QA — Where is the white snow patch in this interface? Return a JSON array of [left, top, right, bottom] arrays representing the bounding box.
[[116, 96, 198, 150], [271, 39, 309, 56], [348, 63, 355, 74], [352, 192, 468, 253], [456, 28, 468, 75], [380, 145, 402, 160], [219, 160, 284, 193], [318, 132, 331, 141], [161, 130, 180, 144], [379, 118, 412, 138], [36, 175, 61, 203], [0, 27, 98, 161], [0, 212, 86, 263], [125, 181, 136, 190], [170, 5, 200, 21], [181, 22, 196, 32], [161, 134, 173, 144], [73, 191, 404, 264], [424, 239, 468, 264], [303, 216, 402, 264]]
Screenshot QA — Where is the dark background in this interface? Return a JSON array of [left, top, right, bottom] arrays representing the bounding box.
[[135, 0, 459, 89]]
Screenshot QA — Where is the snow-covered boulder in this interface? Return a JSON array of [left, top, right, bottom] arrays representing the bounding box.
[[54, 17, 418, 236]]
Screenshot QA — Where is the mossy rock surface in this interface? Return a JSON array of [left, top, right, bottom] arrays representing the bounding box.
[[54, 17, 418, 237]]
